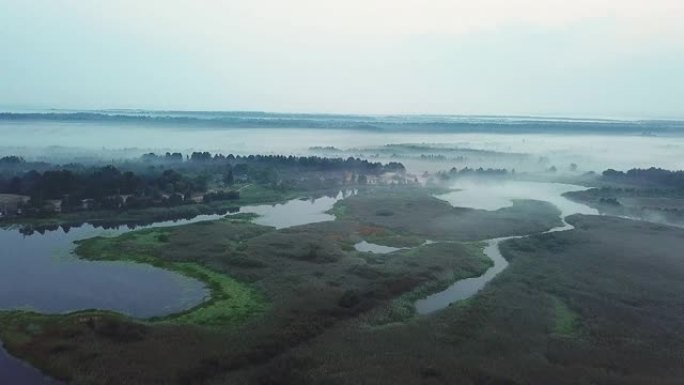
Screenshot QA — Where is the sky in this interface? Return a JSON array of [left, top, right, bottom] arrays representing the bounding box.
[[1, 0, 683, 118]]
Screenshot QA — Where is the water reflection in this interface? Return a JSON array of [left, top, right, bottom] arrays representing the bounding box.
[[0, 345, 62, 385], [435, 180, 598, 217], [415, 181, 598, 314], [235, 190, 355, 229], [0, 192, 353, 383], [354, 241, 405, 254]]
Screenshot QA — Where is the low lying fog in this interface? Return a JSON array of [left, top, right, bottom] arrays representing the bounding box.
[[436, 179, 599, 217], [1, 121, 683, 173]]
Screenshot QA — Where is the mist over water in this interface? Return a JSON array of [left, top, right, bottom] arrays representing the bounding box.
[[1, 119, 684, 173], [236, 191, 355, 229], [436, 180, 599, 217], [416, 180, 598, 314]]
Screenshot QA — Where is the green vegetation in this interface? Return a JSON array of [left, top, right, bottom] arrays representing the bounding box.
[[566, 186, 684, 226], [239, 214, 684, 385], [0, 153, 407, 231], [361, 241, 491, 326], [0, 186, 537, 384], [0, 184, 314, 233], [11, 186, 675, 384], [75, 227, 267, 328], [564, 167, 684, 226], [163, 263, 265, 327], [550, 296, 580, 337], [334, 186, 562, 241]]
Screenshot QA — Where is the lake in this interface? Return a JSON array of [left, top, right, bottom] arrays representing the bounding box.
[[0, 193, 348, 384]]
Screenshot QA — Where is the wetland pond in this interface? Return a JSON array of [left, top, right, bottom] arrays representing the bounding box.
[[353, 241, 406, 254], [0, 215, 222, 384], [236, 190, 355, 229], [0, 183, 598, 382], [0, 193, 348, 384]]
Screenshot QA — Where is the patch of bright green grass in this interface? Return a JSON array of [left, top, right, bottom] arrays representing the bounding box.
[[153, 263, 266, 327], [75, 230, 266, 328], [326, 201, 348, 218], [551, 296, 580, 337]]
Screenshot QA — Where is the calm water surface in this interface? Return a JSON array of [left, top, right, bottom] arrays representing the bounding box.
[[415, 181, 598, 314], [0, 194, 348, 383], [353, 241, 405, 254], [238, 191, 353, 229]]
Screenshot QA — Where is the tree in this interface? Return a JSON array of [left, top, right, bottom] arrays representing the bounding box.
[[224, 169, 234, 186]]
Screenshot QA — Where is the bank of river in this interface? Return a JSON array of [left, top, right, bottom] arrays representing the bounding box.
[[415, 181, 598, 314], [0, 193, 349, 384]]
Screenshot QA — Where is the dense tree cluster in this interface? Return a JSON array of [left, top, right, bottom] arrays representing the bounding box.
[[436, 167, 511, 180], [144, 152, 403, 171], [0, 152, 406, 218], [603, 167, 684, 189], [0, 155, 25, 165], [0, 165, 207, 215]]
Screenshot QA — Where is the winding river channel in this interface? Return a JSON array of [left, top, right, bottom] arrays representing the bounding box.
[[1, 184, 597, 383], [414, 180, 598, 314]]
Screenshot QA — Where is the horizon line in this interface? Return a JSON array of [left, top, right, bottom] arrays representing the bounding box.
[[1, 107, 683, 123]]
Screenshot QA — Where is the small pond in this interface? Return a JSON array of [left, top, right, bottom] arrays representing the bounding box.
[[353, 241, 405, 254]]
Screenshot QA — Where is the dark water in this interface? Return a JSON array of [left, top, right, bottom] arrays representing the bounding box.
[[414, 237, 510, 314], [0, 193, 349, 383], [0, 346, 62, 385], [415, 182, 597, 314], [0, 219, 220, 317], [0, 215, 226, 384]]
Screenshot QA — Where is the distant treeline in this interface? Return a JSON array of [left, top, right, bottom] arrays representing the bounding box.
[[2, 111, 683, 133], [602, 167, 684, 189], [435, 166, 511, 180], [0, 153, 404, 217], [141, 152, 405, 173]]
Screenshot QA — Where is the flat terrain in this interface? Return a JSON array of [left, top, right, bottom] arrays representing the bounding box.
[[0, 186, 560, 384], [3, 186, 682, 384], [237, 214, 684, 385], [333, 187, 561, 241]]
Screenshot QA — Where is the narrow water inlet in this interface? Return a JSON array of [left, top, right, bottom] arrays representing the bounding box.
[[414, 237, 510, 314], [414, 181, 598, 314]]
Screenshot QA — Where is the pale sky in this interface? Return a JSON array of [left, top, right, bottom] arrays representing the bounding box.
[[1, 0, 683, 118]]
